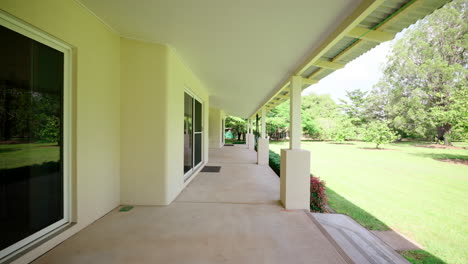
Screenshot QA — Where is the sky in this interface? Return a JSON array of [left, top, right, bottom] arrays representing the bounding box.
[[302, 40, 394, 103]]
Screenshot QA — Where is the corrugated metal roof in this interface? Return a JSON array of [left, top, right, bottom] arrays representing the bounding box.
[[261, 0, 451, 112]]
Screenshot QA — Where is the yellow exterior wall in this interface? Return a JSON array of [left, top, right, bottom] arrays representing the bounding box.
[[166, 48, 210, 202], [120, 38, 169, 205], [0, 0, 121, 263], [120, 40, 210, 206], [209, 107, 225, 148], [1, 1, 211, 262]]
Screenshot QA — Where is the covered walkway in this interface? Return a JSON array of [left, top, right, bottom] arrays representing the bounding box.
[[31, 145, 351, 264]]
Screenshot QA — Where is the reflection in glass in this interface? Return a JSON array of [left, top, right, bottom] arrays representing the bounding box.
[[194, 100, 202, 167], [0, 25, 64, 253], [184, 93, 193, 174]]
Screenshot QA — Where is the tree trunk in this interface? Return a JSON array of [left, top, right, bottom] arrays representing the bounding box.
[[237, 132, 241, 141], [437, 124, 452, 146]]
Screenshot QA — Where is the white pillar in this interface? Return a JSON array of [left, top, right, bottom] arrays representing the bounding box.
[[261, 107, 266, 139], [290, 76, 302, 149], [280, 76, 310, 210], [257, 107, 269, 164], [248, 118, 255, 150]]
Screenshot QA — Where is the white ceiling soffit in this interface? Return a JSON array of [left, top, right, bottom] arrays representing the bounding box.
[[78, 0, 362, 117]]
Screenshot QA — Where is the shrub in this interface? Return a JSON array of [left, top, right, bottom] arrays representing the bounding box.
[[268, 150, 281, 176], [310, 176, 327, 212], [362, 121, 398, 148], [38, 116, 60, 143], [268, 151, 328, 212]]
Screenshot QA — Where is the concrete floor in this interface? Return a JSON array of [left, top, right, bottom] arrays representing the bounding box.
[[32, 145, 352, 264]]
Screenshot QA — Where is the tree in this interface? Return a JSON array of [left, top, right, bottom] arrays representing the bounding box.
[[370, 0, 467, 145], [38, 116, 60, 143], [339, 89, 368, 127], [331, 118, 357, 143], [225, 116, 246, 141], [362, 121, 398, 149], [302, 94, 341, 139]]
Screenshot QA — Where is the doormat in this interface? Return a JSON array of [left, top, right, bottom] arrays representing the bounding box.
[[224, 144, 234, 146], [201, 166, 221, 173], [119, 205, 134, 212]]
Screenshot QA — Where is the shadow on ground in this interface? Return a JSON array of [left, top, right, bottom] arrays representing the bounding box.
[[326, 187, 447, 264], [326, 187, 390, 231], [0, 147, 20, 153], [410, 153, 468, 160]]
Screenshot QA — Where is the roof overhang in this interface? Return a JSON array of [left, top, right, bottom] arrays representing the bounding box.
[[251, 0, 452, 118]]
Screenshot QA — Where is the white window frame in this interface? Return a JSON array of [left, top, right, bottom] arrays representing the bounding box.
[[0, 11, 72, 261], [183, 88, 204, 181]]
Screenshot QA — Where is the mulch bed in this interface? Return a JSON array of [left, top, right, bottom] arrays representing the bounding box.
[[437, 159, 468, 166], [413, 144, 467, 150]]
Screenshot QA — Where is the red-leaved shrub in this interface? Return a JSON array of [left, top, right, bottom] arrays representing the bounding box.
[[310, 176, 327, 212]]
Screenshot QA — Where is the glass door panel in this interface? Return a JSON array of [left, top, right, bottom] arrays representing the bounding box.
[[0, 25, 65, 257], [194, 99, 202, 168], [183, 93, 193, 174]]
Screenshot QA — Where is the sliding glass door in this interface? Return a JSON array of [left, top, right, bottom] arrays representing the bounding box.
[[184, 92, 202, 179], [0, 16, 70, 259]]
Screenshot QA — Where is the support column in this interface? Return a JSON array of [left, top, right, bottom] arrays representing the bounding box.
[[290, 76, 302, 150], [257, 107, 269, 165], [248, 118, 255, 150], [246, 119, 251, 148], [261, 107, 266, 139], [280, 76, 310, 210]]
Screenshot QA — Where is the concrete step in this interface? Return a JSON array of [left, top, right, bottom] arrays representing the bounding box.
[[311, 213, 411, 264]]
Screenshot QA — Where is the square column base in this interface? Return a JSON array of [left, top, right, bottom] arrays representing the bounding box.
[[257, 138, 269, 165], [280, 149, 311, 210], [248, 134, 255, 150]]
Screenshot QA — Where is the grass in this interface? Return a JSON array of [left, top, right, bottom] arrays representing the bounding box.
[[0, 143, 59, 170], [270, 140, 468, 264], [402, 250, 447, 264]]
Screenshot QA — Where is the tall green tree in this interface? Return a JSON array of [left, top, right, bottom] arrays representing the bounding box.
[[339, 89, 368, 127], [225, 116, 247, 141], [370, 0, 467, 144]]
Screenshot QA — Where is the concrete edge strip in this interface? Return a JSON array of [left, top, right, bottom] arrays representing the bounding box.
[[319, 221, 401, 263], [304, 211, 356, 264]]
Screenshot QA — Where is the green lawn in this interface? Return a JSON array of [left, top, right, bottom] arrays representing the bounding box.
[[270, 141, 468, 264], [0, 143, 60, 170]]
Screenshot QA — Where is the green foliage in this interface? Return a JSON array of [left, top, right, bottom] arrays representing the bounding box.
[[369, 0, 467, 144], [38, 116, 60, 143], [268, 150, 281, 176], [339, 89, 368, 127], [225, 116, 247, 140], [362, 121, 398, 148], [331, 118, 357, 143], [310, 176, 327, 212]]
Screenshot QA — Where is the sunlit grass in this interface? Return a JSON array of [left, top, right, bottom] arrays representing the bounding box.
[[0, 143, 59, 170], [270, 140, 467, 264]]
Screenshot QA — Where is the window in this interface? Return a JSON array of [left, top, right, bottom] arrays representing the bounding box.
[[0, 12, 71, 260]]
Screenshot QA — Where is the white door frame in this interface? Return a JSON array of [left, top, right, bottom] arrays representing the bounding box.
[[183, 89, 204, 181], [0, 11, 72, 260]]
